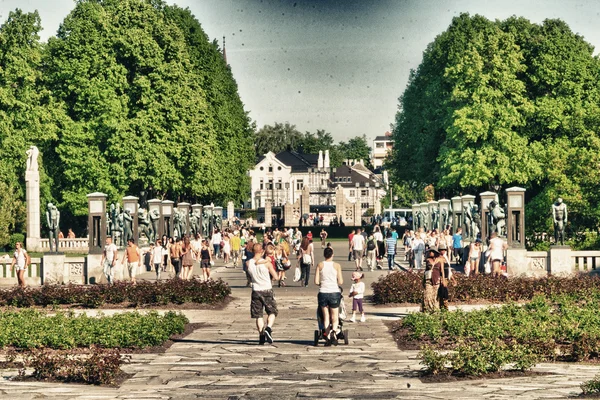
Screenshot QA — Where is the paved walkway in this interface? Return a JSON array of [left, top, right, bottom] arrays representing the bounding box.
[[0, 242, 595, 399]]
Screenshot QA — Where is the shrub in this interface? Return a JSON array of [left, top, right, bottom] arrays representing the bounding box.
[[372, 272, 600, 305], [581, 374, 600, 395], [23, 346, 129, 385], [9, 233, 25, 250], [0, 278, 231, 308]]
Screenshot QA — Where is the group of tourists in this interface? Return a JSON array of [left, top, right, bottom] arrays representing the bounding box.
[[347, 226, 401, 272]]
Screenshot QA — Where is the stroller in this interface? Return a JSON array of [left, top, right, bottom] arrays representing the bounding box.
[[313, 292, 349, 346]]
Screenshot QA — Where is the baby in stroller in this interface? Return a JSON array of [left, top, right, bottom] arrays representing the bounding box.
[[314, 287, 349, 346]]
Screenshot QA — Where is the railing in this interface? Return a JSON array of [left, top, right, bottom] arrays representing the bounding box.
[[0, 257, 42, 285], [572, 251, 600, 272], [39, 238, 89, 253]]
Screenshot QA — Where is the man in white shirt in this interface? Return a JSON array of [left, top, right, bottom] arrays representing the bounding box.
[[247, 244, 279, 344], [350, 228, 366, 271], [100, 237, 118, 284]]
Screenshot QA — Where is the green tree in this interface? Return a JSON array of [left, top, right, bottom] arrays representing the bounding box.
[[338, 135, 372, 167], [255, 122, 303, 157]]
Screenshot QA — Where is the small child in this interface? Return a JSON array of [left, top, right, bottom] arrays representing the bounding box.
[[349, 271, 366, 322]]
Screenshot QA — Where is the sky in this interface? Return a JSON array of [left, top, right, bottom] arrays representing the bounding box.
[[2, 0, 600, 143]]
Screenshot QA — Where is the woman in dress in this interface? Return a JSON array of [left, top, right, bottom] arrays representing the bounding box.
[[200, 239, 213, 282], [181, 235, 194, 280], [222, 230, 231, 265]]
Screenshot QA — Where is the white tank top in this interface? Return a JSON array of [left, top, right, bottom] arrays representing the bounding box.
[[248, 258, 273, 292], [319, 261, 340, 294]]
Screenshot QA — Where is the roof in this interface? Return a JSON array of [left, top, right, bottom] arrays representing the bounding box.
[[331, 165, 383, 188], [374, 136, 394, 142], [256, 150, 319, 172]]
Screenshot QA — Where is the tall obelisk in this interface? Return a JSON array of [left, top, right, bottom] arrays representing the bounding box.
[[25, 146, 41, 252]]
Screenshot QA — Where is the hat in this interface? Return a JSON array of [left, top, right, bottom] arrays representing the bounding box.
[[352, 271, 364, 280], [427, 249, 440, 257], [438, 243, 447, 251]]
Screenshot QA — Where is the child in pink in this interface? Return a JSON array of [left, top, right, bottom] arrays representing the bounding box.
[[349, 272, 366, 322]]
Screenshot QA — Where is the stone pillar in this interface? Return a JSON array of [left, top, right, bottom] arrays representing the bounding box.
[[161, 200, 174, 238], [411, 204, 420, 229], [353, 201, 361, 226], [461, 194, 476, 240], [148, 199, 162, 239], [214, 206, 223, 230], [25, 169, 41, 252], [505, 187, 526, 248], [122, 196, 139, 244], [549, 247, 573, 276], [227, 201, 235, 223], [450, 196, 462, 234], [264, 200, 273, 227], [204, 205, 214, 236], [480, 191, 497, 240], [336, 186, 345, 226], [177, 202, 191, 237], [419, 202, 429, 230], [87, 192, 107, 254], [301, 186, 311, 220], [428, 200, 439, 231], [283, 201, 293, 227]]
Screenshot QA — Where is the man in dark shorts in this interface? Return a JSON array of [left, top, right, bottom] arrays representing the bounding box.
[[247, 243, 279, 344]]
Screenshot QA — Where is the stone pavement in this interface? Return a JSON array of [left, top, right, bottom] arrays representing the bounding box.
[[0, 242, 596, 399]]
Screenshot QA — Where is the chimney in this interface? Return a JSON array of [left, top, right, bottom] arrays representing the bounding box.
[[318, 150, 324, 169], [324, 150, 330, 169]]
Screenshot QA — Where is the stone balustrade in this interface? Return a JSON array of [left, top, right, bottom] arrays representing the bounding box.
[[0, 257, 42, 286], [39, 238, 89, 253], [572, 251, 600, 272]]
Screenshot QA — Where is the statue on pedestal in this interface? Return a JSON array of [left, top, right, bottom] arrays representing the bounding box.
[[463, 202, 473, 239], [173, 210, 183, 238], [26, 146, 39, 172], [122, 209, 133, 243], [138, 208, 151, 242], [190, 210, 201, 236], [472, 204, 481, 239], [149, 209, 160, 242], [489, 200, 506, 237], [552, 198, 568, 245], [46, 203, 60, 253]]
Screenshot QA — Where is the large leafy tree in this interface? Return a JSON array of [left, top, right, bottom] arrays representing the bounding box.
[[390, 13, 600, 234]]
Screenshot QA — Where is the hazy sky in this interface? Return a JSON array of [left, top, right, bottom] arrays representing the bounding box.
[[2, 0, 600, 143]]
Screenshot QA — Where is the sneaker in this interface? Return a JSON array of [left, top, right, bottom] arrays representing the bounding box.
[[259, 333, 266, 345], [360, 315, 366, 322], [330, 330, 339, 346], [349, 317, 356, 323], [264, 326, 273, 344]]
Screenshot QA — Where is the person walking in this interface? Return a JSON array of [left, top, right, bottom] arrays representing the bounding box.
[[422, 249, 445, 313], [247, 243, 279, 344], [200, 239, 213, 282], [411, 233, 425, 270], [385, 230, 397, 270], [488, 232, 507, 277], [349, 271, 366, 323], [181, 235, 194, 280], [347, 229, 355, 261], [298, 236, 314, 287], [467, 238, 482, 277], [315, 247, 344, 345], [170, 237, 182, 278], [10, 242, 29, 288], [350, 228, 366, 271], [320, 228, 328, 249], [120, 238, 141, 284], [452, 228, 463, 264], [365, 234, 378, 271], [100, 237, 118, 284], [152, 238, 164, 280], [211, 229, 222, 259], [230, 231, 242, 268]]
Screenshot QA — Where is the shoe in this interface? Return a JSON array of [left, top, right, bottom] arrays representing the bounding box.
[[259, 333, 266, 345], [360, 315, 366, 322], [349, 317, 356, 323], [264, 326, 273, 344], [330, 330, 339, 346]]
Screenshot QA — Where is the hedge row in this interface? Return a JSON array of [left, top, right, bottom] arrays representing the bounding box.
[[0, 309, 188, 349], [0, 278, 230, 308], [372, 271, 600, 304]]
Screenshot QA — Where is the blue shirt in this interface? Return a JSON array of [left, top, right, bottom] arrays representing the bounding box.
[[391, 231, 399, 241], [452, 233, 462, 249], [386, 237, 396, 255]]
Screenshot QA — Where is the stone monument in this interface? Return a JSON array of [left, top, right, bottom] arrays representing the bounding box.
[[552, 198, 567, 246], [25, 146, 41, 252], [46, 203, 60, 253]]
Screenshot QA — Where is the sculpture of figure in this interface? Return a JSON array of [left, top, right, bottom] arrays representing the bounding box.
[[489, 200, 506, 237], [46, 202, 60, 253], [173, 210, 183, 238], [138, 208, 151, 242], [149, 209, 160, 242], [26, 145, 39, 172], [415, 210, 422, 229], [472, 204, 481, 239], [552, 198, 568, 245], [122, 209, 133, 244], [113, 208, 123, 247], [201, 210, 210, 237], [421, 209, 429, 230], [440, 208, 448, 230], [431, 208, 439, 231], [109, 203, 120, 243], [214, 213, 222, 230], [190, 210, 201, 236], [463, 202, 473, 239]]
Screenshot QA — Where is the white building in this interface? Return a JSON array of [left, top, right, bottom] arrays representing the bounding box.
[[249, 150, 386, 215], [371, 131, 394, 169]]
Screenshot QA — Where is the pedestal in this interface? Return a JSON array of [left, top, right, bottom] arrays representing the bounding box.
[[25, 170, 41, 252], [549, 246, 573, 276], [42, 254, 66, 284], [85, 254, 105, 284]]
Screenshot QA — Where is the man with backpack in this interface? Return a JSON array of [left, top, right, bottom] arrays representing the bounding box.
[[365, 234, 378, 271]]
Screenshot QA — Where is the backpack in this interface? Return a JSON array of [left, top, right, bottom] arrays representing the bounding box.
[[367, 239, 376, 251]]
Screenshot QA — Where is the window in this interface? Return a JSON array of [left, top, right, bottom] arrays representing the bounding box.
[[277, 166, 282, 171], [267, 179, 273, 190], [349, 190, 355, 197], [296, 180, 304, 190], [259, 180, 264, 190], [268, 165, 273, 173], [376, 142, 384, 148], [259, 166, 264, 171], [361, 203, 370, 209], [276, 179, 282, 190], [361, 189, 368, 197]]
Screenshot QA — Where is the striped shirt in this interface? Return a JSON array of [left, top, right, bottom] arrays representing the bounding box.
[[386, 237, 396, 255]]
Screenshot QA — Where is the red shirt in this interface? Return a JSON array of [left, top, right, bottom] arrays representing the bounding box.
[[348, 233, 354, 243]]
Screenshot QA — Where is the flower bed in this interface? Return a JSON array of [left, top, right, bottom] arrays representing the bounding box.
[[391, 292, 600, 376], [372, 271, 600, 304], [0, 278, 231, 308]]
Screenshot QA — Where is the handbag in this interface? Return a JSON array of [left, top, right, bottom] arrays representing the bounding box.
[[293, 266, 301, 282], [438, 285, 449, 300], [302, 253, 312, 264]]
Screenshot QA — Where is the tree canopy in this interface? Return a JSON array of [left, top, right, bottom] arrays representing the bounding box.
[[0, 0, 254, 245], [390, 13, 600, 234]]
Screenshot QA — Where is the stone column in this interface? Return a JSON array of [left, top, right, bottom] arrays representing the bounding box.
[[480, 191, 497, 240], [451, 196, 462, 234], [549, 247, 573, 276], [438, 199, 451, 231], [148, 199, 163, 239], [192, 204, 203, 236], [505, 187, 526, 248], [461, 194, 476, 240], [214, 206, 223, 230], [25, 169, 41, 252], [177, 202, 191, 236], [264, 200, 273, 227], [87, 192, 107, 254], [301, 185, 311, 221], [336, 185, 345, 226], [428, 200, 439, 231], [227, 201, 234, 223], [419, 202, 429, 230], [204, 205, 214, 236], [161, 200, 174, 238], [122, 196, 139, 244]]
